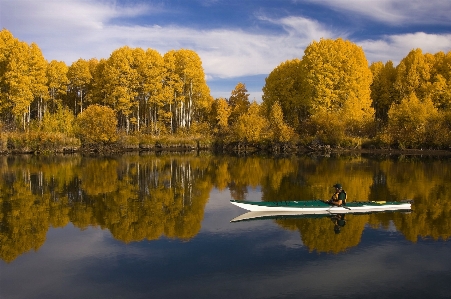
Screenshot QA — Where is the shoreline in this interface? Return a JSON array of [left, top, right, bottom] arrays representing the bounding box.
[[2, 143, 451, 157]]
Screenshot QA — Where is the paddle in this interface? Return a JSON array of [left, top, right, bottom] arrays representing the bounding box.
[[320, 199, 351, 210]]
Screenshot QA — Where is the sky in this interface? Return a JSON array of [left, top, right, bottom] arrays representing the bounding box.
[[1, 0, 451, 101]]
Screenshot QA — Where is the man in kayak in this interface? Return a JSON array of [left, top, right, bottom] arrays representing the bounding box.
[[326, 183, 347, 206]]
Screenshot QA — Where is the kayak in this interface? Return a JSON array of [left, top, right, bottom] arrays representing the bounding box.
[[230, 209, 411, 223], [230, 199, 412, 213]]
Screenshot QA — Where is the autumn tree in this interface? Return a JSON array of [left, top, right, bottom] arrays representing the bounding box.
[[46, 60, 69, 112], [41, 105, 75, 135], [233, 101, 267, 143], [102, 46, 139, 133], [0, 29, 18, 118], [210, 97, 231, 135], [394, 49, 432, 103], [268, 102, 295, 143], [228, 82, 250, 126], [74, 104, 118, 146], [67, 58, 93, 115], [135, 48, 166, 132], [300, 38, 374, 137], [90, 58, 108, 106], [429, 51, 451, 110], [430, 74, 451, 110], [370, 61, 397, 123], [0, 35, 33, 130], [262, 59, 304, 128], [170, 49, 211, 132], [387, 93, 437, 148], [28, 43, 48, 122], [0, 31, 50, 129], [161, 50, 184, 134]]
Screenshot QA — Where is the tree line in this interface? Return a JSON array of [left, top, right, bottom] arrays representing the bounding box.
[[1, 29, 451, 150], [0, 29, 211, 136]]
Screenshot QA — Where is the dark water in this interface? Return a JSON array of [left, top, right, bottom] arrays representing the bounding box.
[[1, 153, 451, 299]]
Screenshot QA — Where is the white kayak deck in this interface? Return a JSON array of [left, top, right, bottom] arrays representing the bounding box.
[[230, 199, 412, 213]]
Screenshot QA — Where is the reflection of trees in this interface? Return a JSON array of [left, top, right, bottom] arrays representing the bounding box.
[[2, 154, 451, 261], [241, 154, 451, 253], [377, 157, 451, 242], [0, 177, 48, 263], [276, 214, 368, 253], [79, 158, 119, 195], [0, 154, 212, 262], [0, 155, 79, 262]]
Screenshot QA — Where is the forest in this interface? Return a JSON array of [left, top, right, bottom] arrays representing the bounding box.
[[1, 29, 451, 153]]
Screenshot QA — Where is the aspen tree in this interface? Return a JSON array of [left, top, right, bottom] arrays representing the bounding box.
[[102, 46, 139, 133], [262, 58, 304, 127], [46, 60, 69, 112], [233, 101, 267, 143], [67, 58, 93, 115], [300, 38, 373, 120], [387, 93, 437, 148], [135, 48, 165, 132], [163, 50, 184, 134], [394, 49, 432, 103], [269, 102, 295, 142], [300, 38, 374, 139], [29, 43, 48, 121], [171, 49, 211, 131], [75, 104, 118, 145], [370, 61, 396, 123], [210, 97, 231, 133], [4, 40, 33, 129], [429, 51, 451, 110], [228, 82, 250, 126]]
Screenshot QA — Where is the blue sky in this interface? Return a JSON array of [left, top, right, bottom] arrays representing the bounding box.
[[1, 0, 451, 101]]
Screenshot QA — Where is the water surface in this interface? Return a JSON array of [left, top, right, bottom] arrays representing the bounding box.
[[1, 153, 450, 298]]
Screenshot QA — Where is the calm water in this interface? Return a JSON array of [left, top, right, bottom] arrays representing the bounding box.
[[1, 153, 451, 299]]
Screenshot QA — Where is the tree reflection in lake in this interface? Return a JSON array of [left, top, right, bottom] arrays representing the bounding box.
[[1, 153, 451, 262]]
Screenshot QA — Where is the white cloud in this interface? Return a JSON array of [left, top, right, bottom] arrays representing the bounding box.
[[304, 0, 451, 25], [359, 32, 451, 65]]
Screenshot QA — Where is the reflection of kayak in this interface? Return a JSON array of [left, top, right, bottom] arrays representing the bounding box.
[[230, 209, 412, 223], [230, 199, 412, 213]]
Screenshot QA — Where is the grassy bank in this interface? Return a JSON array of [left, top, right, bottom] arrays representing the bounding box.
[[2, 131, 451, 156]]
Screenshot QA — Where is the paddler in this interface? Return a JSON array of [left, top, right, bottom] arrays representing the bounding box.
[[326, 183, 347, 206]]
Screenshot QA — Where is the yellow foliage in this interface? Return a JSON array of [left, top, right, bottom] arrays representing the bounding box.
[[262, 59, 304, 127], [233, 101, 267, 143], [211, 97, 231, 133], [370, 60, 397, 123], [301, 38, 373, 121], [387, 93, 438, 148], [268, 101, 295, 142], [228, 82, 250, 126], [75, 104, 118, 145], [394, 48, 432, 102], [47, 60, 69, 107]]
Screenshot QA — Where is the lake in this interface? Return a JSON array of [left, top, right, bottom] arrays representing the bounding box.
[[1, 152, 451, 299]]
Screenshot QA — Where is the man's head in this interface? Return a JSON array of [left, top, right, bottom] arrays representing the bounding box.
[[333, 183, 342, 190]]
